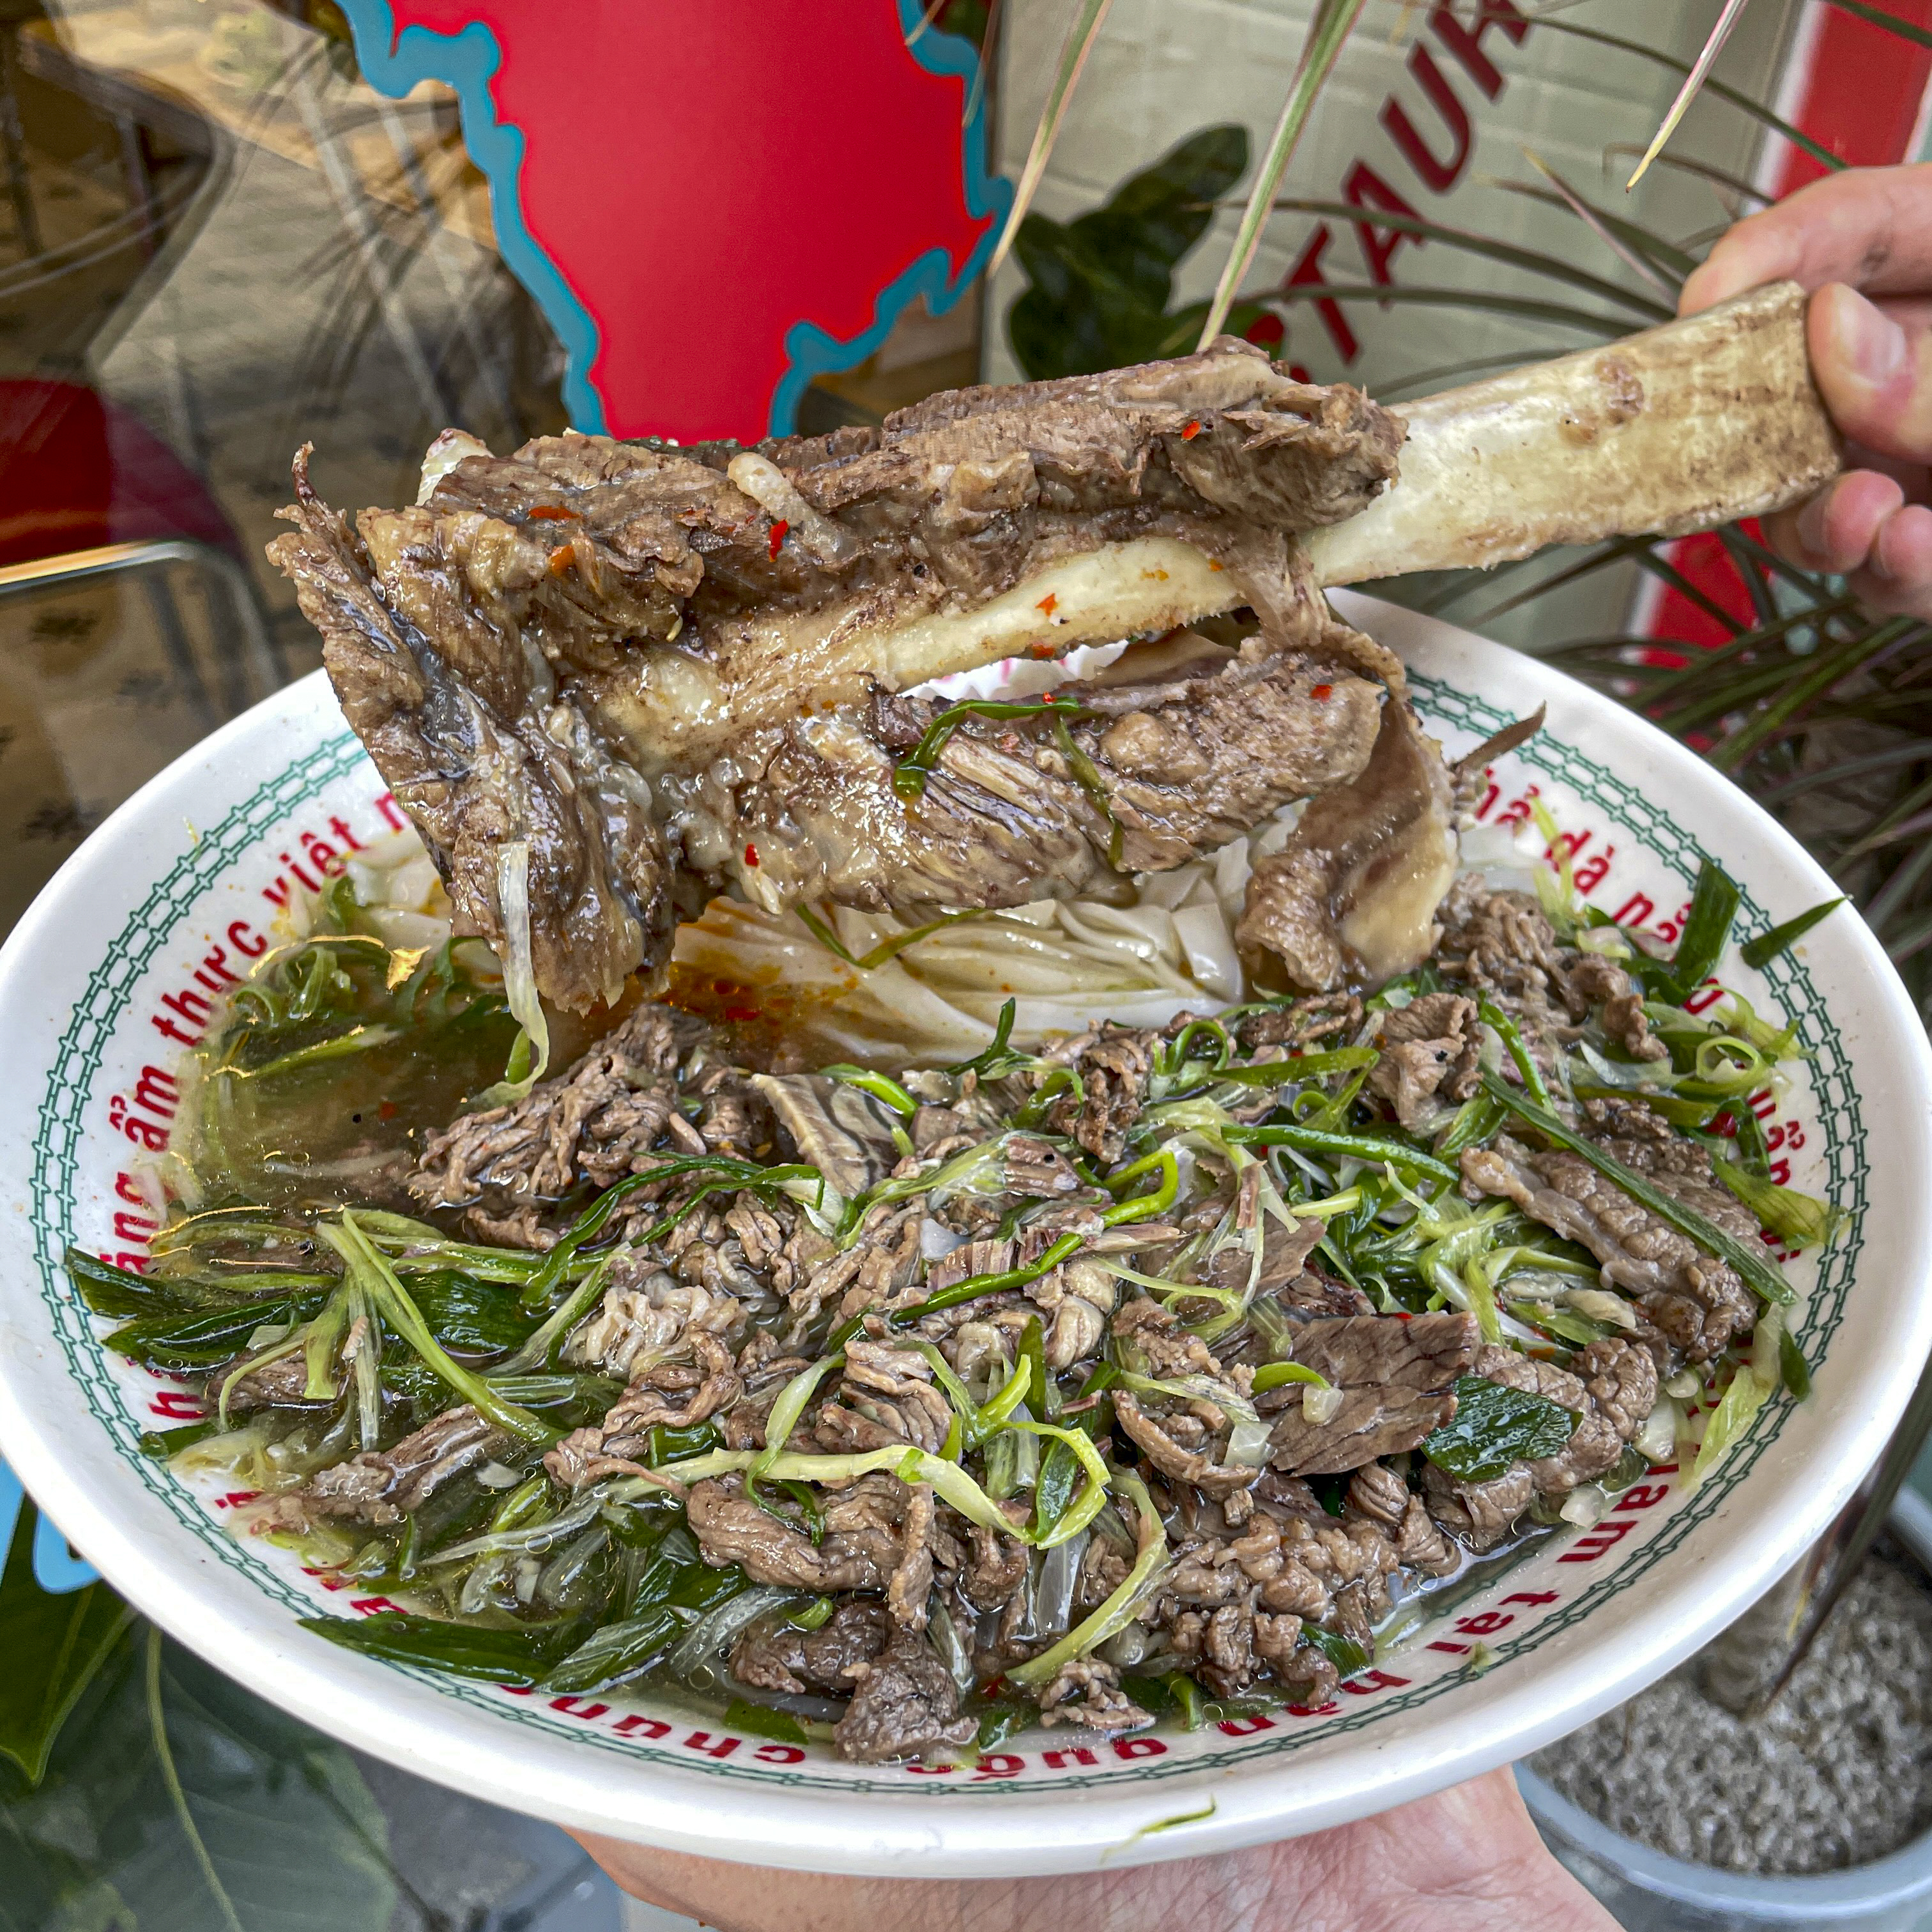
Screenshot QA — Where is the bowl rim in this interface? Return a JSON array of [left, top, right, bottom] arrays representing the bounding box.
[[1, 592, 1928, 1875]]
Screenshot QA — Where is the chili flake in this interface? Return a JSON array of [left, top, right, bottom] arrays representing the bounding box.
[[1311, 682, 1333, 700], [769, 519, 788, 560], [1036, 592, 1058, 616], [744, 842, 760, 868], [1181, 419, 1202, 440], [528, 504, 578, 522]]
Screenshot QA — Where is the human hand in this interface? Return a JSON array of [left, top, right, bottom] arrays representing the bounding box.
[[1680, 161, 1932, 617], [569, 1765, 1616, 1932]]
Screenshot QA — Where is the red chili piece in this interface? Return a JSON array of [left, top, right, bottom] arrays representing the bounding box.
[[1036, 592, 1058, 616], [528, 504, 579, 522], [1311, 683, 1333, 700], [744, 843, 760, 868], [1181, 419, 1202, 440], [769, 519, 789, 560]]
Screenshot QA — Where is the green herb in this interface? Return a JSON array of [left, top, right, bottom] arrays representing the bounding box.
[[1478, 1072, 1796, 1307], [893, 698, 1087, 800], [539, 1606, 687, 1694], [974, 1699, 1036, 1751], [139, 1420, 226, 1460], [788, 1595, 836, 1631], [1731, 1105, 1772, 1179], [795, 905, 983, 972], [946, 998, 1038, 1082], [1423, 1374, 1579, 1483], [298, 1610, 578, 1685], [1300, 1625, 1368, 1677], [722, 1698, 811, 1745], [1478, 1001, 1551, 1110], [1740, 896, 1845, 969]]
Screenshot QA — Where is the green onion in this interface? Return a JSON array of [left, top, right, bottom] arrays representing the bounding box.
[[325, 1215, 556, 1444], [1101, 1149, 1179, 1226], [822, 1064, 919, 1117], [1158, 1020, 1232, 1079], [1650, 859, 1742, 1004], [1476, 1072, 1795, 1307], [788, 1595, 836, 1632], [517, 1155, 821, 1312], [1570, 1082, 1721, 1130], [1779, 1325, 1813, 1400], [1225, 1123, 1459, 1187], [1215, 1046, 1378, 1087], [893, 698, 1087, 799], [1712, 1159, 1848, 1252], [1251, 1360, 1333, 1395], [1731, 1105, 1772, 1180], [1008, 1467, 1169, 1686], [1740, 896, 1844, 970], [1479, 1000, 1551, 1110], [723, 1699, 811, 1746], [1434, 1093, 1508, 1159]]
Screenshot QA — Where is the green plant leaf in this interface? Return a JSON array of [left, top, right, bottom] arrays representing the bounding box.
[[1008, 125, 1251, 380], [1198, 0, 1367, 346], [1273, 282, 1631, 336], [1, 1630, 395, 1932], [1532, 18, 1844, 176], [0, 1498, 134, 1786], [1740, 897, 1846, 968]]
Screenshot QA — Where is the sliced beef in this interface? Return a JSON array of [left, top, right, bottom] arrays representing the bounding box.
[[273, 342, 1404, 1008], [1036, 1657, 1153, 1732], [832, 1629, 978, 1763], [1238, 698, 1460, 992], [751, 1073, 900, 1201], [271, 1406, 506, 1528], [546, 1331, 743, 1487], [1460, 1135, 1757, 1361], [729, 1598, 892, 1697], [1367, 991, 1482, 1128], [1263, 1312, 1478, 1475]]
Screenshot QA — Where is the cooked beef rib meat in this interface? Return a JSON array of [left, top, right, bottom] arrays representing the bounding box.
[[270, 340, 1403, 1008]]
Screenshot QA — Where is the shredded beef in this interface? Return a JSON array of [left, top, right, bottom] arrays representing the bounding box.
[[270, 1406, 506, 1528], [730, 1598, 891, 1696]]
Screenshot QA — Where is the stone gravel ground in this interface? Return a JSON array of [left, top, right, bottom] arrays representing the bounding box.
[[1535, 1545, 1932, 1874]]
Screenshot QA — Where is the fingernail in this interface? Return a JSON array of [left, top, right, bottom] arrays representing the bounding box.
[[1836, 288, 1907, 385], [1794, 491, 1833, 565]]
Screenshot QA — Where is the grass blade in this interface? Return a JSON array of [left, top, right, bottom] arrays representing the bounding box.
[[1266, 194, 1671, 319], [986, 0, 1116, 277], [1517, 148, 1680, 298], [1376, 349, 1544, 399], [1487, 176, 1701, 280], [1627, 0, 1756, 189], [1535, 19, 1844, 176], [1712, 618, 1919, 769], [1271, 282, 1630, 335], [148, 1628, 247, 1932], [1821, 0, 1932, 47], [1602, 144, 1771, 213], [1452, 535, 1658, 626], [1197, 0, 1368, 348]]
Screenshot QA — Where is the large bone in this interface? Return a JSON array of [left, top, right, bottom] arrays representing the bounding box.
[[1302, 280, 1841, 586], [877, 280, 1840, 668]]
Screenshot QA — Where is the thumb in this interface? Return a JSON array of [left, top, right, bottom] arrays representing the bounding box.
[[1809, 282, 1932, 464]]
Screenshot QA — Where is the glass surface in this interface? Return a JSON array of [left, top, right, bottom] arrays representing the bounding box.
[[0, 6, 681, 1918]]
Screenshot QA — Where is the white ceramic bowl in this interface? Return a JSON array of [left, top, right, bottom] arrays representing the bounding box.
[[0, 591, 1926, 1876]]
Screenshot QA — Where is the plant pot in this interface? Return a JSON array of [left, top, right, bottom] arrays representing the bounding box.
[[1517, 1489, 1932, 1931]]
